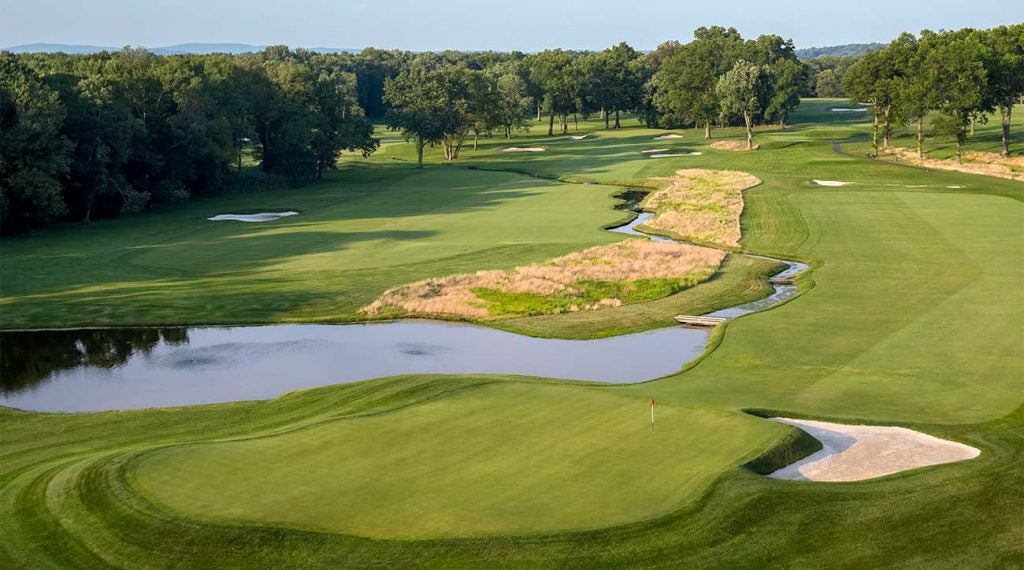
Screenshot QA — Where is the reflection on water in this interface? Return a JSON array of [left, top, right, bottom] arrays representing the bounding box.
[[1, 328, 187, 394], [612, 188, 649, 211], [0, 323, 710, 412]]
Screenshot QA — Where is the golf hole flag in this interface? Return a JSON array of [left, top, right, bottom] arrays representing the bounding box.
[[650, 397, 655, 426]]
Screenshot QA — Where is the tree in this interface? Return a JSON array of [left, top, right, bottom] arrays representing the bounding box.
[[50, 66, 138, 223], [309, 69, 378, 178], [490, 71, 532, 138], [979, 24, 1024, 156], [894, 33, 936, 158], [764, 58, 807, 128], [383, 64, 445, 168], [924, 31, 988, 163], [530, 50, 577, 135], [815, 69, 841, 97], [843, 46, 908, 155], [653, 26, 746, 138], [0, 53, 71, 233], [584, 43, 643, 129], [716, 60, 765, 150]]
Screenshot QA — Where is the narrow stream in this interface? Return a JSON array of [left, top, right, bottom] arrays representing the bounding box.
[[0, 190, 806, 412]]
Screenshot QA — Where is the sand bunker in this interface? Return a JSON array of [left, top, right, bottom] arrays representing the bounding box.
[[502, 147, 546, 153], [883, 147, 1024, 182], [649, 152, 703, 158], [710, 140, 759, 151], [769, 418, 980, 482], [641, 169, 761, 248], [653, 134, 683, 140], [830, 107, 868, 113], [812, 180, 851, 187], [208, 212, 298, 222], [362, 240, 725, 318], [568, 135, 588, 140]]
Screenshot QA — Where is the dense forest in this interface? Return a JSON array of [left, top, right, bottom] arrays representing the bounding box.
[[1, 25, 1021, 234]]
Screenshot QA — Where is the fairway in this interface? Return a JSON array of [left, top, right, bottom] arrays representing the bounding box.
[[2, 99, 1022, 568], [0, 168, 626, 329]]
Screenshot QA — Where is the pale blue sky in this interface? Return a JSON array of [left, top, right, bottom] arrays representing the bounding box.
[[1, 0, 1018, 51]]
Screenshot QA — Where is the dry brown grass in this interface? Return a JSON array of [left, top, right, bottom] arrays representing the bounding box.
[[361, 240, 725, 318], [641, 169, 761, 248], [883, 147, 1024, 182], [711, 140, 760, 151]]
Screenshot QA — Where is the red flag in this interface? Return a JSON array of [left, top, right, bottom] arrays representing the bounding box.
[[650, 398, 655, 408]]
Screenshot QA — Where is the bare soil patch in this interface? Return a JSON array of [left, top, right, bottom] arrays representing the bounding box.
[[710, 140, 759, 151]]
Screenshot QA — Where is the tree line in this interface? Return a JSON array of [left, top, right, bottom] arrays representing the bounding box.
[[1, 47, 381, 233], [842, 25, 1023, 161], [2, 24, 1021, 233]]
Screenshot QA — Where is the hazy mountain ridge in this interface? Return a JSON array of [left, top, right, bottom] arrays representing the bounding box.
[[796, 43, 884, 59], [4, 43, 359, 54]]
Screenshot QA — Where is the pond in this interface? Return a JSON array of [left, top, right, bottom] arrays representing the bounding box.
[[0, 322, 710, 412]]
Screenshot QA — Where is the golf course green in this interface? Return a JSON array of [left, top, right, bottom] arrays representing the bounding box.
[[1, 99, 1022, 568]]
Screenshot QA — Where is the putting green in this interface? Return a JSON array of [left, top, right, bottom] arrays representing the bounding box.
[[131, 383, 779, 538]]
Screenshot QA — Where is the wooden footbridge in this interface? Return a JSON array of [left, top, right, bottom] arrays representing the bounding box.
[[674, 315, 727, 327]]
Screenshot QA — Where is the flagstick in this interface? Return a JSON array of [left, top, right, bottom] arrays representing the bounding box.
[[650, 397, 655, 430]]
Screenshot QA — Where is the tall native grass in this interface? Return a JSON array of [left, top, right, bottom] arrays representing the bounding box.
[[642, 169, 762, 248], [361, 239, 725, 318], [883, 147, 1024, 181]]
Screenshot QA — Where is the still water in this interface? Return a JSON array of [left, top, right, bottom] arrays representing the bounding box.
[[0, 322, 710, 412]]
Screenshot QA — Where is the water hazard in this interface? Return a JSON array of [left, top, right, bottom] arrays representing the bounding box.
[[1, 188, 806, 412], [0, 323, 710, 412]]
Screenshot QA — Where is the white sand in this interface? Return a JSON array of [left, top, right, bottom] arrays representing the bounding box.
[[641, 148, 671, 154], [568, 135, 588, 140], [208, 212, 299, 223], [769, 418, 980, 482], [831, 108, 868, 113], [501, 147, 546, 152], [648, 152, 703, 158], [653, 134, 683, 140], [812, 180, 851, 187]]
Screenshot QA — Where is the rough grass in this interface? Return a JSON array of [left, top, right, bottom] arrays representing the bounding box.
[[361, 239, 724, 318], [881, 147, 1024, 181], [641, 168, 762, 248]]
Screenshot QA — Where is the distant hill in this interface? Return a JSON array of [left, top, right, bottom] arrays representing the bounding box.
[[796, 43, 884, 59], [150, 43, 267, 54], [5, 43, 117, 54], [3, 43, 360, 55]]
